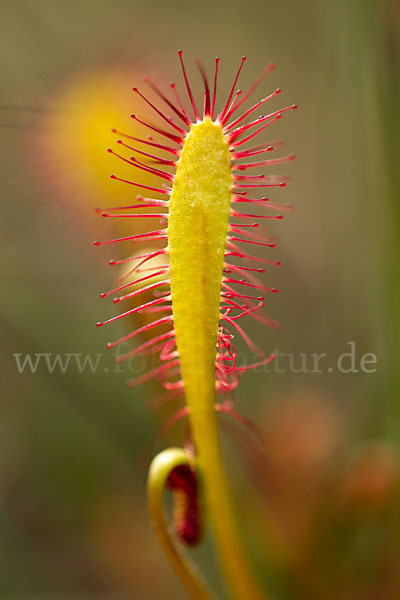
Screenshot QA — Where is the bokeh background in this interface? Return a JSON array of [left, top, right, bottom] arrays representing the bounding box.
[[1, 0, 399, 599]]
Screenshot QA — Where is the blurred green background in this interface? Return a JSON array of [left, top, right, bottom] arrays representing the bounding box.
[[1, 0, 399, 598]]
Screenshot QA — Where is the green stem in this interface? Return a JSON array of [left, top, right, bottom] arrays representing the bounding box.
[[189, 405, 267, 600]]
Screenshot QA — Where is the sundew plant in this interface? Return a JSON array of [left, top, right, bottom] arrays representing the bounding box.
[[95, 52, 296, 600]]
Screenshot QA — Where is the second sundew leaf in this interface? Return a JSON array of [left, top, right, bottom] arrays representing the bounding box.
[[168, 117, 232, 412]]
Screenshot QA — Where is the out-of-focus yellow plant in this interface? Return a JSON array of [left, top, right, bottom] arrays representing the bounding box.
[[43, 68, 153, 200], [38, 66, 172, 398]]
